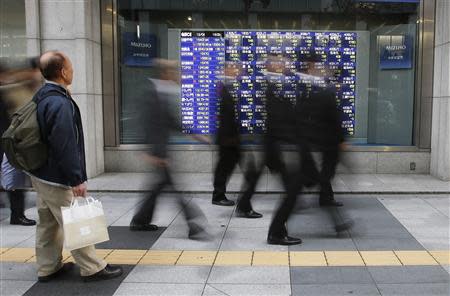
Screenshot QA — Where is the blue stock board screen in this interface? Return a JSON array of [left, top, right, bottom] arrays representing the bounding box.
[[180, 31, 357, 136]]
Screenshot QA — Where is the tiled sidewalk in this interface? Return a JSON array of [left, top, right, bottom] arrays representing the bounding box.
[[0, 193, 449, 295]]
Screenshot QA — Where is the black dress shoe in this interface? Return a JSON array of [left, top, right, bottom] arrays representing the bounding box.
[[38, 262, 75, 282], [267, 235, 302, 246], [319, 199, 343, 207], [129, 222, 158, 231], [235, 209, 263, 219], [335, 219, 355, 233], [212, 198, 235, 206], [10, 216, 36, 226], [83, 264, 123, 282]]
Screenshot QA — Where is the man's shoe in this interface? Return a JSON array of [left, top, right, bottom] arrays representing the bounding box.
[[267, 235, 302, 246], [335, 220, 355, 233], [83, 264, 123, 282], [10, 216, 36, 226], [129, 222, 158, 231], [319, 199, 343, 207], [38, 262, 75, 282], [188, 227, 211, 241], [235, 209, 263, 218], [212, 198, 235, 206]]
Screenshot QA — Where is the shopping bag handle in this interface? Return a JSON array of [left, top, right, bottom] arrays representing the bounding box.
[[85, 196, 96, 204], [70, 196, 80, 208]]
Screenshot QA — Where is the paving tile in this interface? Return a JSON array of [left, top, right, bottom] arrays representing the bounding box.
[[151, 237, 221, 250], [0, 262, 37, 281], [377, 283, 450, 296], [288, 238, 357, 251], [214, 251, 253, 266], [360, 251, 402, 266], [353, 238, 425, 251], [113, 283, 205, 296], [0, 280, 36, 296], [139, 250, 182, 265], [97, 226, 166, 249], [203, 283, 291, 296], [430, 251, 450, 265], [104, 249, 147, 264], [368, 266, 450, 284], [289, 251, 327, 266], [24, 265, 134, 296], [123, 265, 210, 283], [291, 284, 381, 296], [220, 237, 288, 251], [177, 250, 217, 266], [421, 237, 450, 250], [0, 248, 35, 262], [252, 251, 289, 266], [208, 266, 290, 284], [290, 267, 374, 284], [325, 251, 365, 266], [394, 250, 439, 265]]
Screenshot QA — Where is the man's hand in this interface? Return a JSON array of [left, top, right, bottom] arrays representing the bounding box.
[[72, 182, 87, 197], [141, 153, 169, 168], [192, 134, 212, 144]]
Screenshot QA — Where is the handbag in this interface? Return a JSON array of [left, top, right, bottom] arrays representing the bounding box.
[[61, 196, 109, 251]]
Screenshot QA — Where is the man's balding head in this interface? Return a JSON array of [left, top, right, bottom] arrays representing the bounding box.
[[39, 51, 73, 86]]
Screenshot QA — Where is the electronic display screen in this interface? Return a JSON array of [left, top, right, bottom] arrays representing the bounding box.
[[180, 31, 357, 135]]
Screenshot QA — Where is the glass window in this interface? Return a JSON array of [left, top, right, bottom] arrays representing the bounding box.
[[117, 0, 419, 146], [0, 0, 27, 62]]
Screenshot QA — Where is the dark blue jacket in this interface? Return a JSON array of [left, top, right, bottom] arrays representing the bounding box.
[[30, 83, 87, 187]]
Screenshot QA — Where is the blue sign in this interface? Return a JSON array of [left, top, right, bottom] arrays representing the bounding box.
[[379, 35, 413, 70], [355, 0, 419, 3], [122, 32, 156, 67]]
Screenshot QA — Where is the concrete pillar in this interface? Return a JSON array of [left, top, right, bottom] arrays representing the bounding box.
[[431, 0, 450, 180], [38, 0, 104, 178], [25, 0, 40, 57]]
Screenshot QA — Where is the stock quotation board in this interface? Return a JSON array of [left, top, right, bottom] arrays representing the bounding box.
[[180, 31, 357, 135]]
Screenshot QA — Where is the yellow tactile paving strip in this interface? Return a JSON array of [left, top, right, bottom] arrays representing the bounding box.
[[1, 248, 449, 267]]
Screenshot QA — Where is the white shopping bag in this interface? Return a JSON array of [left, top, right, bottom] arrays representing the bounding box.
[[62, 197, 110, 251]]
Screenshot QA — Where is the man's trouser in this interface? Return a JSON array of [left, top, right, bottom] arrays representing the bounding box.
[[212, 145, 240, 200], [132, 166, 204, 226], [31, 177, 107, 277]]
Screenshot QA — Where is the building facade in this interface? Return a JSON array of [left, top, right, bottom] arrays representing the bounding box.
[[1, 0, 449, 180]]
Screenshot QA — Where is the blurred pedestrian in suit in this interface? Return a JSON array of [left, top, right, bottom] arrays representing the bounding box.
[[296, 53, 345, 208], [130, 59, 210, 240]]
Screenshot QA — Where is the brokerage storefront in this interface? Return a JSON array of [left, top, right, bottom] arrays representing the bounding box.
[[1, 0, 449, 179]]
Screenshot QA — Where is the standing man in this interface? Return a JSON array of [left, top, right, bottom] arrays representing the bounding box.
[[29, 51, 122, 282]]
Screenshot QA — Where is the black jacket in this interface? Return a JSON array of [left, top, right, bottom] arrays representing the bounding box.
[[30, 83, 87, 187], [296, 85, 344, 148], [216, 81, 240, 147]]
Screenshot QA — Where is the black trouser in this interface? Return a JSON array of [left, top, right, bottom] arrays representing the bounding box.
[[238, 155, 264, 212], [1, 153, 26, 218], [212, 145, 240, 200], [267, 142, 303, 237], [132, 167, 203, 225], [8, 191, 26, 218], [300, 143, 339, 201]]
